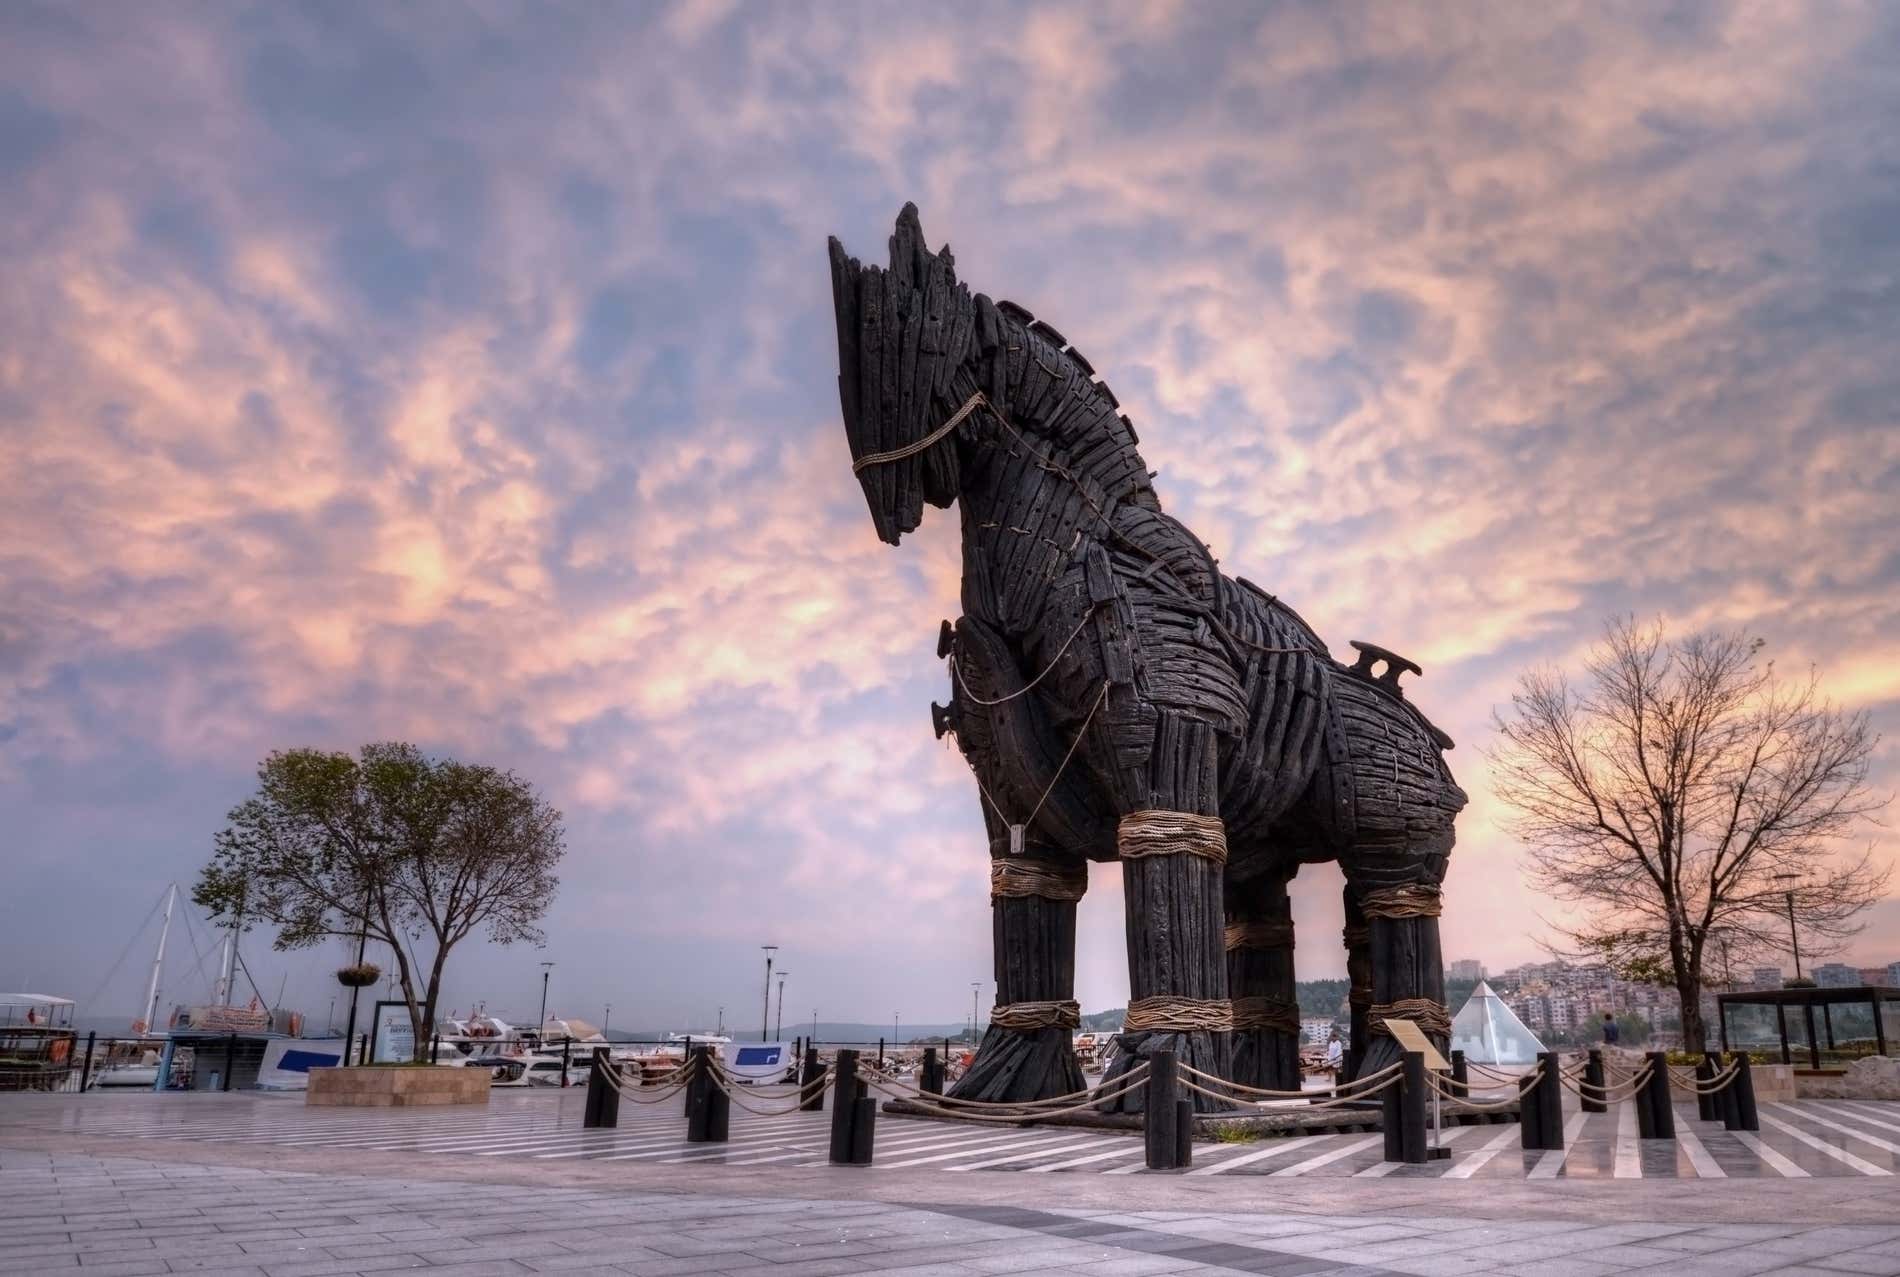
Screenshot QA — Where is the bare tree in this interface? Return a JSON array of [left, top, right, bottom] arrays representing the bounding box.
[[195, 743, 565, 1054], [1490, 618, 1888, 1050]]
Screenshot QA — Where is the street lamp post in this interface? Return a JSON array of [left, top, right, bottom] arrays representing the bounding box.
[[1773, 874, 1804, 980], [971, 982, 981, 1043], [760, 946, 778, 1042], [603, 1003, 611, 1037], [774, 972, 789, 1041], [537, 961, 555, 1042]]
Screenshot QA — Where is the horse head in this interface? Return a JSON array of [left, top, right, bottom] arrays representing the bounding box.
[[827, 203, 979, 545]]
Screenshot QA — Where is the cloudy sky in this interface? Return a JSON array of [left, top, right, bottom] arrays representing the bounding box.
[[3, 1, 1896, 1033]]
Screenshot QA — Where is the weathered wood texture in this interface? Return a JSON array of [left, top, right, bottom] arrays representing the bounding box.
[[1356, 914, 1449, 1077], [828, 205, 1467, 1105], [1226, 874, 1301, 1091], [949, 871, 1086, 1103]]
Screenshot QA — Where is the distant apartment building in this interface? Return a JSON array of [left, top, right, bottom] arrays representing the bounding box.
[[1814, 962, 1860, 988], [1446, 959, 1484, 983], [1748, 966, 1784, 990], [1889, 961, 1900, 987], [1858, 967, 1891, 988]]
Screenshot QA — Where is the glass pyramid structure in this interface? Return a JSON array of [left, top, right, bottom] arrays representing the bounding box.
[[1449, 980, 1546, 1064]]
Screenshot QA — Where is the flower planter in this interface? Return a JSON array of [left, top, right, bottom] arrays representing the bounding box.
[[306, 1065, 489, 1107]]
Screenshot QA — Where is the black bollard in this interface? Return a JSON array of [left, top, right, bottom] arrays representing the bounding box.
[[829, 1049, 862, 1164], [1519, 1065, 1544, 1151], [561, 1038, 572, 1087], [1649, 1050, 1676, 1139], [1695, 1053, 1719, 1123], [704, 1080, 731, 1142], [850, 1095, 877, 1165], [685, 1047, 713, 1139], [1399, 1051, 1429, 1164], [584, 1048, 620, 1128], [1540, 1053, 1565, 1150], [79, 1032, 97, 1093], [1450, 1049, 1469, 1095], [1174, 1098, 1195, 1169], [223, 1032, 237, 1092], [921, 1046, 943, 1096], [1718, 1053, 1744, 1131], [877, 1038, 885, 1070], [1144, 1050, 1182, 1171], [1732, 1052, 1760, 1132], [1382, 1065, 1405, 1161], [1580, 1049, 1607, 1114], [801, 1045, 826, 1112]]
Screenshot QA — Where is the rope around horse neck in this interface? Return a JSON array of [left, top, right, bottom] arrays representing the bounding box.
[[850, 390, 987, 472]]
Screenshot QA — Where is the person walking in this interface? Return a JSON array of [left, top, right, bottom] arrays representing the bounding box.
[[1600, 1011, 1620, 1045], [1325, 1027, 1344, 1085]]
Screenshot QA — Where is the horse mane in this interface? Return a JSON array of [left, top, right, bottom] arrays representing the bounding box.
[[978, 296, 1158, 511]]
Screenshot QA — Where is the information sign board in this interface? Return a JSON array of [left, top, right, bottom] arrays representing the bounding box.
[[1381, 1018, 1450, 1071]]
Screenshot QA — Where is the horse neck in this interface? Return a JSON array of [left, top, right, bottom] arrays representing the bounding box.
[[959, 313, 1156, 520], [952, 314, 1159, 630]]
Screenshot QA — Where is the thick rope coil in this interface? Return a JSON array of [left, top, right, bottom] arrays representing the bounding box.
[[989, 999, 1082, 1030], [1224, 920, 1294, 951], [1229, 996, 1302, 1034], [1124, 996, 1234, 1033], [1117, 811, 1228, 865], [1358, 884, 1443, 919], [1368, 998, 1452, 1039], [1342, 925, 1371, 948], [989, 859, 1087, 902], [851, 389, 985, 472]]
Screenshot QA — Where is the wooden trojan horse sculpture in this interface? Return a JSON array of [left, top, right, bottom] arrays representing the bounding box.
[[828, 207, 1467, 1109]]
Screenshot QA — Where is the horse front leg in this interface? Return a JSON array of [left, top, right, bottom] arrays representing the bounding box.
[[1099, 711, 1233, 1113], [950, 812, 1089, 1103]]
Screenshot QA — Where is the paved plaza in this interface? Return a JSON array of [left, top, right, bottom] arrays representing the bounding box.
[[7, 1091, 1900, 1180], [4, 1091, 1900, 1276]]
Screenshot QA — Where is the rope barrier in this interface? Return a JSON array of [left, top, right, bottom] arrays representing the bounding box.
[[857, 1069, 1154, 1123], [856, 1060, 1151, 1112], [1426, 1066, 1537, 1111], [1180, 1070, 1401, 1112], [1177, 1059, 1402, 1101]]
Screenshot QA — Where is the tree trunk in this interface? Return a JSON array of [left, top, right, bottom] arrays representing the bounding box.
[[1678, 972, 1707, 1052]]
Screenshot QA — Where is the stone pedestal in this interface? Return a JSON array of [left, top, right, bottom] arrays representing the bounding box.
[[306, 1065, 490, 1107]]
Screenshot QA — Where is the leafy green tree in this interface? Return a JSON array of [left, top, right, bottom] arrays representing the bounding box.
[[194, 742, 564, 1053]]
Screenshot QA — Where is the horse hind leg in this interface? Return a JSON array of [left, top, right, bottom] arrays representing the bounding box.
[[1344, 851, 1452, 1080], [1224, 864, 1302, 1091]]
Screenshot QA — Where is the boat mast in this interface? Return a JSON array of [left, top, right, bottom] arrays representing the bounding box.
[[141, 884, 176, 1032]]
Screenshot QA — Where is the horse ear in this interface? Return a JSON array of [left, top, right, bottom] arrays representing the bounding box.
[[890, 202, 930, 287]]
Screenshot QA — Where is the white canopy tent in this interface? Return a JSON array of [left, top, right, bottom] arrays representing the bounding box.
[[1449, 980, 1546, 1065]]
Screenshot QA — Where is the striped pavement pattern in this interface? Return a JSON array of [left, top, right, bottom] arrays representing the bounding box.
[[4, 1092, 1898, 1178]]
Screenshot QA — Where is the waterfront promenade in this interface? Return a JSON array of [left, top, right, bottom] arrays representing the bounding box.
[[5, 1091, 1900, 1275]]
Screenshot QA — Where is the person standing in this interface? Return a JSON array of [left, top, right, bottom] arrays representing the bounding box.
[[1325, 1027, 1344, 1085], [1601, 1011, 1620, 1045]]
